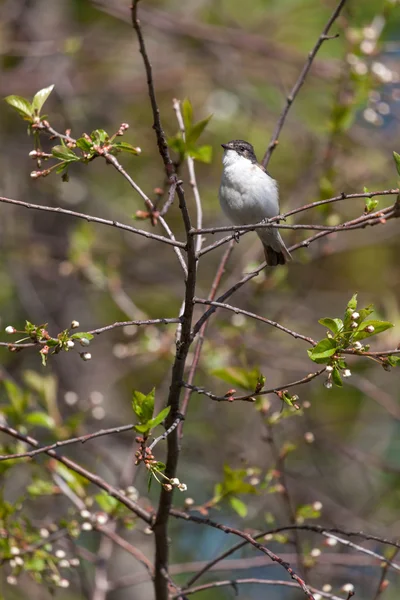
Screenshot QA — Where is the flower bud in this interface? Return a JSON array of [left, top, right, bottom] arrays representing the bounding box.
[[70, 320, 80, 329], [365, 325, 375, 333], [80, 352, 92, 361], [5, 326, 16, 334]]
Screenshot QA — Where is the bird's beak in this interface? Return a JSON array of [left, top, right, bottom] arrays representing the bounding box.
[[221, 143, 229, 150]]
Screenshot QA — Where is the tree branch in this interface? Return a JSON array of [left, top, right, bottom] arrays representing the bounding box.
[[193, 298, 316, 345], [131, 3, 198, 599], [0, 196, 185, 249], [169, 510, 316, 599], [0, 424, 135, 461], [173, 578, 344, 600], [182, 369, 325, 402], [262, 0, 348, 167], [0, 424, 152, 523]]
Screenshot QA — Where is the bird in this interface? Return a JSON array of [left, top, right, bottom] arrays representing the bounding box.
[[219, 139, 291, 266]]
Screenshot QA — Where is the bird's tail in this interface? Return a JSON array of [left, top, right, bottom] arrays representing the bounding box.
[[262, 236, 291, 267]]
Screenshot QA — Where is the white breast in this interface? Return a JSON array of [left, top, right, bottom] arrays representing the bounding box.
[[219, 150, 279, 226]]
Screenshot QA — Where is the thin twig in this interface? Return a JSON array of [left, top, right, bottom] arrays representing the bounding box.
[[262, 0, 348, 168], [192, 203, 395, 236], [173, 578, 344, 600], [182, 369, 325, 402], [0, 424, 135, 461], [88, 317, 181, 335], [169, 510, 316, 600], [173, 99, 204, 254], [180, 520, 400, 589], [0, 196, 184, 249], [148, 416, 184, 451], [193, 298, 316, 345], [193, 205, 399, 332], [179, 241, 235, 437], [321, 532, 400, 572], [0, 424, 152, 523], [104, 152, 188, 277]]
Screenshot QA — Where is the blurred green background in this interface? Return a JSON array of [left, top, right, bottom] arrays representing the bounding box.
[[1, 0, 400, 598]]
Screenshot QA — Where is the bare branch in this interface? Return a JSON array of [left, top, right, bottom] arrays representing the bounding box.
[[173, 578, 345, 600], [131, 1, 175, 177], [169, 510, 316, 599], [193, 201, 397, 236], [0, 424, 152, 523], [88, 317, 181, 335], [173, 99, 203, 254], [193, 298, 316, 345], [148, 415, 184, 452], [262, 0, 348, 167], [182, 369, 325, 402], [181, 520, 400, 589], [179, 242, 235, 436], [320, 532, 400, 573], [131, 4, 199, 599], [104, 152, 188, 276], [0, 195, 185, 249], [0, 424, 135, 461]]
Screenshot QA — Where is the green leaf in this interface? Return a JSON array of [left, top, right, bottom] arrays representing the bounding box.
[[76, 137, 93, 152], [51, 145, 79, 162], [365, 197, 378, 213], [4, 95, 33, 119], [112, 142, 141, 155], [182, 98, 193, 130], [347, 294, 358, 312], [26, 412, 55, 429], [212, 367, 261, 391], [3, 379, 26, 414], [24, 557, 46, 572], [132, 388, 155, 424], [186, 114, 212, 145], [32, 85, 54, 114], [353, 320, 394, 341], [168, 135, 186, 156], [296, 503, 322, 520], [134, 422, 152, 433], [307, 338, 337, 363], [70, 332, 94, 341], [54, 462, 88, 496], [95, 492, 119, 513], [150, 406, 171, 429], [229, 496, 248, 518], [332, 367, 343, 387], [189, 144, 213, 163], [387, 355, 400, 367], [27, 479, 55, 496], [356, 305, 374, 323], [393, 151, 400, 176], [90, 129, 109, 144], [318, 317, 343, 336]]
